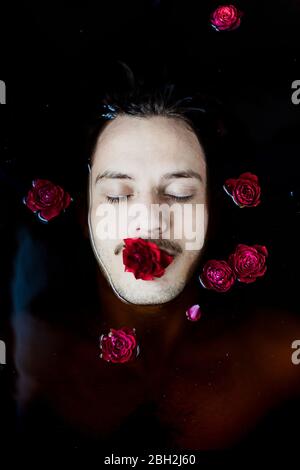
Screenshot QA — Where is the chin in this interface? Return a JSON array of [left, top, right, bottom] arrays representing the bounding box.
[[115, 293, 178, 306], [110, 277, 186, 305]]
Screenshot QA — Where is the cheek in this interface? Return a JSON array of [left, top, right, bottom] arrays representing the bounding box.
[[172, 250, 201, 280], [89, 199, 120, 243], [204, 205, 209, 232], [172, 204, 207, 249]]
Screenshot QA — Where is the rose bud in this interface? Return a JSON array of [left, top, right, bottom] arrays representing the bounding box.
[[199, 259, 236, 293], [210, 4, 243, 32], [228, 244, 268, 284], [99, 327, 139, 364], [23, 178, 72, 222], [223, 172, 261, 208]]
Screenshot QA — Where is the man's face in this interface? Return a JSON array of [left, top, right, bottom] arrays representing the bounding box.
[[88, 115, 208, 305]]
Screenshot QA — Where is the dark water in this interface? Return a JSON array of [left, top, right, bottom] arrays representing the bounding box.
[[1, 1, 300, 466]]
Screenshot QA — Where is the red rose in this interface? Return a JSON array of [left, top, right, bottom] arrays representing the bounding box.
[[210, 4, 242, 32], [122, 238, 174, 281], [223, 172, 261, 208], [100, 327, 139, 364], [199, 259, 236, 292], [228, 244, 268, 284], [24, 179, 72, 222]]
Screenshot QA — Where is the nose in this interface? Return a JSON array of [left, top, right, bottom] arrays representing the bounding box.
[[130, 191, 168, 239]]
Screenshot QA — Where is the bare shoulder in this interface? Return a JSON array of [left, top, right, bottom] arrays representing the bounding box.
[[156, 307, 300, 449], [245, 306, 300, 397]]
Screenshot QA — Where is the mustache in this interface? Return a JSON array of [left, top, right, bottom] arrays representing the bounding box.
[[114, 238, 183, 256]]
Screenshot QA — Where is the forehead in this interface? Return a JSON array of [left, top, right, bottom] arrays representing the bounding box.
[[92, 115, 206, 177]]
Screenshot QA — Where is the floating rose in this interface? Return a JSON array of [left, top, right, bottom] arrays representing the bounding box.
[[228, 244, 268, 284], [24, 179, 72, 222], [223, 172, 261, 208], [122, 238, 174, 281], [210, 4, 242, 32], [99, 327, 139, 364], [186, 304, 202, 321], [199, 259, 236, 292]]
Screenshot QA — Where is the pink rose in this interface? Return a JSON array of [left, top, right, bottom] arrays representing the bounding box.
[[122, 238, 174, 281], [228, 244, 268, 284], [99, 327, 139, 364], [199, 260, 236, 292], [223, 172, 261, 208], [210, 4, 242, 32], [24, 179, 72, 222]]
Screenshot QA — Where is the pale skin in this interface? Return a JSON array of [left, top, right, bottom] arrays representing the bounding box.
[[88, 115, 208, 306]]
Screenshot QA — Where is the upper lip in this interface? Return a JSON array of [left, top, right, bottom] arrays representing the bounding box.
[[160, 247, 177, 257], [118, 239, 180, 257]]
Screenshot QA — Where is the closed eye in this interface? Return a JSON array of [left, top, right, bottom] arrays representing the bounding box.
[[105, 195, 132, 204], [105, 194, 194, 204], [165, 194, 194, 202]]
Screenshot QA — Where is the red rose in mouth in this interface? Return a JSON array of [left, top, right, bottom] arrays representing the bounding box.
[[228, 244, 268, 284], [100, 327, 139, 364], [210, 4, 242, 32], [122, 238, 174, 281], [199, 259, 236, 292], [24, 179, 72, 222], [223, 172, 261, 208]]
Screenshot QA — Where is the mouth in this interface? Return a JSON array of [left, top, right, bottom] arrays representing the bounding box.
[[115, 239, 181, 257], [120, 238, 178, 281], [159, 247, 178, 257], [121, 243, 178, 257]]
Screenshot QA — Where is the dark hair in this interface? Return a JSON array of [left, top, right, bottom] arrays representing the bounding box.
[[86, 71, 227, 167], [84, 66, 282, 317]]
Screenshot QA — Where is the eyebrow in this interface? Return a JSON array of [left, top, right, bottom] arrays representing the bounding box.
[[95, 169, 203, 185]]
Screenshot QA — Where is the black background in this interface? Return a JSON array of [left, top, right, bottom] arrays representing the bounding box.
[[0, 0, 300, 465]]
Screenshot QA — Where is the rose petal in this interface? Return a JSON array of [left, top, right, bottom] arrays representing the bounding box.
[[186, 304, 202, 321]]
